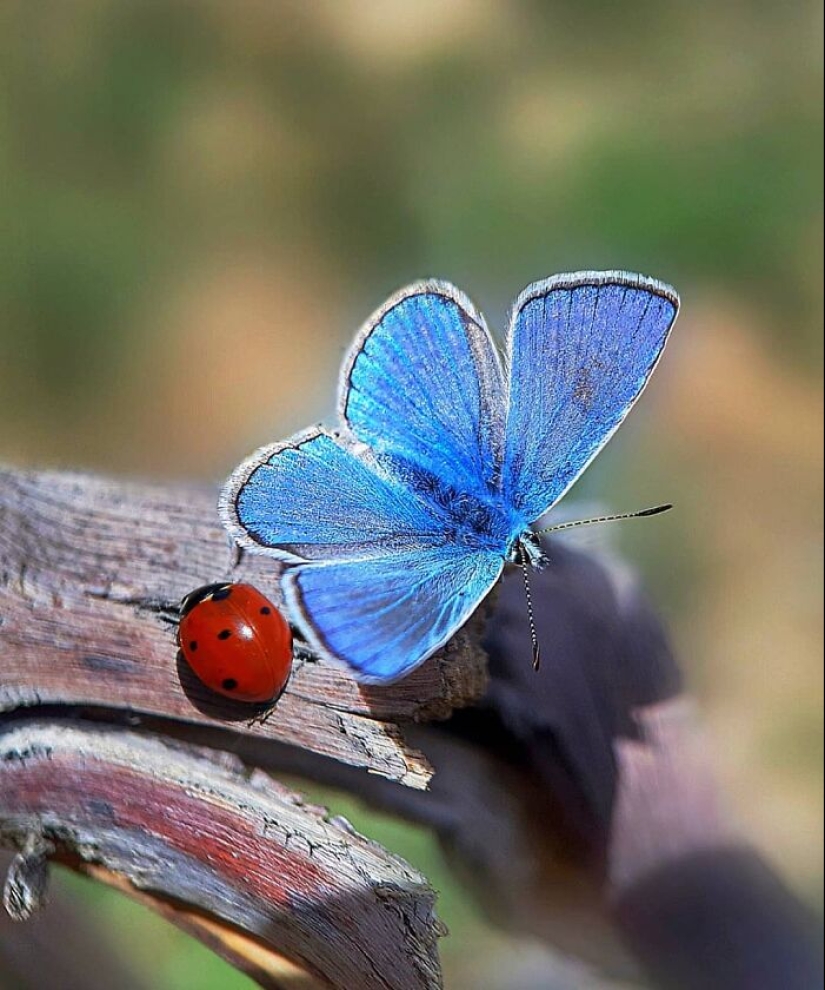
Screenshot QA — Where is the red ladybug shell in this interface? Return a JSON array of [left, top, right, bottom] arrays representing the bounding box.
[[179, 583, 292, 703]]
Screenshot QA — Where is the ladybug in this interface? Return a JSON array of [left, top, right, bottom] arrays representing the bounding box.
[[178, 583, 292, 704]]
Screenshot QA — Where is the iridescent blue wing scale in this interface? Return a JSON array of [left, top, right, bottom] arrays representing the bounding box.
[[220, 427, 445, 563], [501, 272, 679, 522], [339, 282, 505, 499], [284, 547, 503, 683]]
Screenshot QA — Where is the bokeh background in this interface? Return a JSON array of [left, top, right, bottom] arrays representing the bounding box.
[[1, 1, 822, 987]]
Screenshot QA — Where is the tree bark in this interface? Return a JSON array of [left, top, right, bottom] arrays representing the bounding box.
[[2, 467, 820, 990]]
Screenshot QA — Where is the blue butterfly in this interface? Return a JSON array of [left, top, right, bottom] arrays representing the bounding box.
[[220, 271, 679, 683]]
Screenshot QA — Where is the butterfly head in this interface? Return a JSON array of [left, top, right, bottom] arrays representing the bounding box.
[[506, 529, 550, 571]]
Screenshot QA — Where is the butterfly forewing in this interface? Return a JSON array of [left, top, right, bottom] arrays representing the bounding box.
[[221, 428, 445, 562], [501, 272, 679, 523], [339, 282, 505, 501]]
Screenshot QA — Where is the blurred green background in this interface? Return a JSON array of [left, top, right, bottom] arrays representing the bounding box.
[[1, 1, 822, 987]]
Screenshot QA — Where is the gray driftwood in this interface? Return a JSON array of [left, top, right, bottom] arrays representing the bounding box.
[[0, 719, 441, 989]]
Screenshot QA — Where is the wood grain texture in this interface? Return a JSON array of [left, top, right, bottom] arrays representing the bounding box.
[[0, 468, 490, 789], [0, 719, 443, 990]]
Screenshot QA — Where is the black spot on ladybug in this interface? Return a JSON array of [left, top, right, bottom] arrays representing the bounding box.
[[189, 640, 198, 652], [211, 586, 232, 601], [217, 629, 232, 640], [260, 606, 271, 615], [222, 678, 238, 691]]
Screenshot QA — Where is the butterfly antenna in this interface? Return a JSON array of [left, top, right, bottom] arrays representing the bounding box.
[[536, 503, 673, 536], [518, 545, 541, 671]]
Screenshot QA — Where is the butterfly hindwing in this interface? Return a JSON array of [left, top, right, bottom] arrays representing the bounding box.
[[339, 282, 505, 500], [284, 546, 504, 682], [501, 272, 679, 522]]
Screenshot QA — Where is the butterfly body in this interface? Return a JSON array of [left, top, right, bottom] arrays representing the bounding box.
[[221, 272, 679, 683], [508, 530, 550, 570]]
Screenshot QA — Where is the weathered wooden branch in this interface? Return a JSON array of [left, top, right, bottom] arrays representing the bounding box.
[[0, 718, 440, 989], [0, 466, 485, 987], [0, 468, 488, 791], [2, 467, 820, 988]]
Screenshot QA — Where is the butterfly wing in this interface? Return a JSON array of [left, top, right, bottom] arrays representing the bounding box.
[[501, 271, 679, 522], [339, 281, 505, 498], [284, 546, 503, 682], [220, 427, 445, 563]]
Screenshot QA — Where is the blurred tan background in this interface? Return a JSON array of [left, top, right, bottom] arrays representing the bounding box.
[[1, 2, 821, 987]]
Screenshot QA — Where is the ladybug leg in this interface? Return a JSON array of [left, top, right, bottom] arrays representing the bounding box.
[[246, 705, 275, 729], [224, 539, 245, 576], [290, 629, 316, 661], [244, 673, 292, 728], [156, 602, 184, 625], [130, 596, 185, 625]]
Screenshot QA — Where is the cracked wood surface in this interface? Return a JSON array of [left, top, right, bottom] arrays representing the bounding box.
[[0, 468, 489, 790], [0, 719, 442, 990]]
